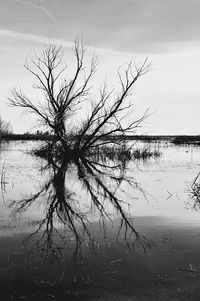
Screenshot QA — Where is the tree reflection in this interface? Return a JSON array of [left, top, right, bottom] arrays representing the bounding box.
[[9, 148, 153, 261], [188, 171, 200, 210], [0, 142, 7, 204]]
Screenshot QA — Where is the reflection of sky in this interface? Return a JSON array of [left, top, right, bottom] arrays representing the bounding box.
[[127, 143, 200, 217], [0, 0, 200, 134], [0, 141, 47, 215], [1, 141, 200, 236]]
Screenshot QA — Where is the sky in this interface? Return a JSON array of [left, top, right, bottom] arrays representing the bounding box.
[[1, 0, 200, 134]]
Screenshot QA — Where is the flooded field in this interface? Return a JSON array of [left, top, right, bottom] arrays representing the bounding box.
[[1, 140, 200, 300]]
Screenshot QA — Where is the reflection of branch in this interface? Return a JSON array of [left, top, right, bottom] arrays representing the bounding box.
[[188, 172, 200, 210], [1, 161, 7, 205], [10, 152, 151, 261], [77, 157, 141, 246]]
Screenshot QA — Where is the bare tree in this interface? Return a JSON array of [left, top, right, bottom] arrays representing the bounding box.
[[74, 60, 150, 154], [9, 38, 151, 155], [0, 116, 12, 135]]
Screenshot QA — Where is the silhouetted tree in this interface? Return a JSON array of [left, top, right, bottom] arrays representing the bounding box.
[[0, 116, 12, 136], [9, 38, 150, 155]]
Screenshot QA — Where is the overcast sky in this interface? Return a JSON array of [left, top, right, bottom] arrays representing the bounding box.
[[1, 0, 200, 134]]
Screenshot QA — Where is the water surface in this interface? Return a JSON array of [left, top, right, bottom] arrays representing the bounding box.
[[1, 140, 200, 300]]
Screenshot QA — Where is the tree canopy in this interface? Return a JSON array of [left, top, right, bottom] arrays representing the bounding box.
[[9, 38, 151, 156]]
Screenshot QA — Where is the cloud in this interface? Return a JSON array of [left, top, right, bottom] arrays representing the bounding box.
[[15, 0, 57, 21], [0, 29, 73, 48], [0, 29, 139, 58]]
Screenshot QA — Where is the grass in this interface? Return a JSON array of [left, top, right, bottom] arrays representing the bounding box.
[[32, 141, 161, 164], [88, 145, 132, 162], [132, 147, 161, 160], [89, 145, 161, 162]]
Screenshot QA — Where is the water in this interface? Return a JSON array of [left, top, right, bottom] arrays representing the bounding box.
[[2, 141, 200, 224], [0, 141, 48, 233], [128, 142, 200, 220], [1, 140, 200, 300]]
